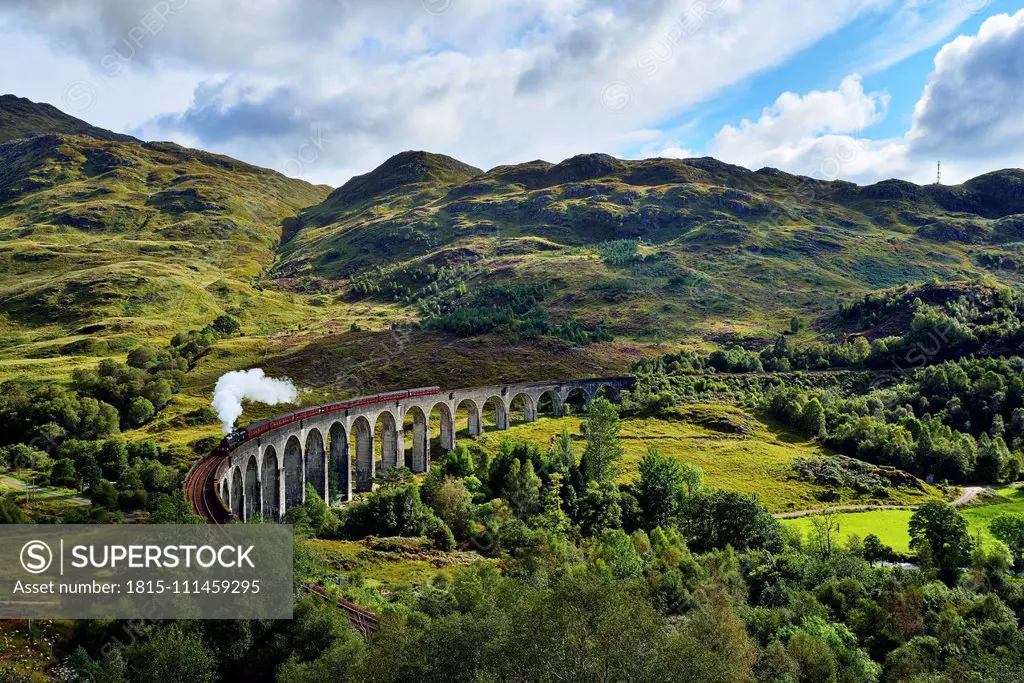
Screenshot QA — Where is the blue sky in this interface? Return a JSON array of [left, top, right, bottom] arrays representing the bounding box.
[[678, 1, 1020, 143], [0, 0, 1022, 186], [638, 0, 1024, 177]]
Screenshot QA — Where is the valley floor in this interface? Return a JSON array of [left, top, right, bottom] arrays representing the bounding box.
[[781, 485, 1024, 553]]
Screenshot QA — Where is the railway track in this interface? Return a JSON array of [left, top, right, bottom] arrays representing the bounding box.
[[183, 453, 382, 634], [183, 453, 233, 524], [185, 377, 631, 635], [305, 584, 379, 636]]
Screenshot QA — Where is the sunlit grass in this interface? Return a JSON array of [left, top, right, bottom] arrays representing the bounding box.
[[475, 405, 941, 512], [782, 487, 1024, 554]]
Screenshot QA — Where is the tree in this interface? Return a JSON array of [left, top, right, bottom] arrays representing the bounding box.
[[443, 444, 475, 477], [97, 439, 129, 482], [126, 396, 155, 426], [285, 486, 340, 537], [503, 459, 541, 520], [142, 379, 173, 411], [76, 453, 102, 491], [150, 491, 203, 524], [550, 425, 575, 471], [580, 398, 623, 484], [50, 458, 78, 487], [637, 446, 687, 529], [576, 481, 622, 535], [680, 489, 784, 553], [535, 472, 572, 536], [127, 625, 215, 682], [975, 433, 1010, 483], [90, 479, 119, 509], [679, 462, 704, 497], [862, 533, 893, 565], [210, 314, 241, 336], [989, 513, 1024, 571], [810, 511, 841, 560], [428, 476, 473, 537], [801, 397, 827, 439], [592, 528, 643, 579], [909, 501, 973, 582]]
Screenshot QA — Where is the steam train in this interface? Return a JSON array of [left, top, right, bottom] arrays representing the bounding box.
[[212, 386, 442, 457]]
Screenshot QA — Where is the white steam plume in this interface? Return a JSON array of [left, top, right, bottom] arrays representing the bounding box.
[[212, 369, 298, 433]]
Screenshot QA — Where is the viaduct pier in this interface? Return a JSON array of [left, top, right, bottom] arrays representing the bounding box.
[[187, 376, 634, 523]]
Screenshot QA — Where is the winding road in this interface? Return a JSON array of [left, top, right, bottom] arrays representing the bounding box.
[[0, 474, 90, 505], [773, 486, 986, 519]]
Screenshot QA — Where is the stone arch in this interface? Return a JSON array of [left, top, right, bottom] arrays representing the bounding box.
[[482, 396, 509, 431], [404, 405, 430, 472], [229, 466, 243, 518], [220, 478, 228, 506], [375, 410, 400, 472], [509, 393, 536, 425], [283, 435, 304, 511], [353, 416, 374, 492], [537, 389, 563, 417], [261, 446, 280, 521], [244, 455, 259, 522], [593, 384, 619, 403], [456, 398, 481, 437], [430, 402, 455, 451], [327, 422, 350, 505], [564, 387, 588, 414], [304, 428, 326, 501]]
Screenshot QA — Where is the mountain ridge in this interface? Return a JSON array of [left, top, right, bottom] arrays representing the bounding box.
[[3, 93, 1024, 392], [0, 94, 138, 145]]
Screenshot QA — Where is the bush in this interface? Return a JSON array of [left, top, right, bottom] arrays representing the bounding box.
[[90, 479, 119, 509], [118, 489, 149, 512], [210, 315, 241, 336], [126, 396, 156, 426], [423, 515, 456, 550]]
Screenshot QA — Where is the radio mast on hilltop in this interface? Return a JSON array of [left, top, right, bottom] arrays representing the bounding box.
[[936, 160, 942, 185]]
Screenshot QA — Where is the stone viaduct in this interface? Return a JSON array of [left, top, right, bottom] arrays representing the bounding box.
[[214, 376, 634, 522]]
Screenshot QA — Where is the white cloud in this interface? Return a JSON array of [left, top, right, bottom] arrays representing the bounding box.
[[1, 0, 1015, 186], [707, 75, 890, 173], [0, 0, 928, 185], [908, 9, 1024, 160], [705, 9, 1024, 185]]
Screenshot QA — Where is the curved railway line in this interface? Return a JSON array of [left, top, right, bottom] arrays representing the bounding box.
[[184, 454, 232, 525], [184, 377, 634, 634], [183, 448, 381, 633], [182, 446, 382, 634]]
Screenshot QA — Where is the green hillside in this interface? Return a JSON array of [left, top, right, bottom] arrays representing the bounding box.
[[0, 94, 137, 145], [276, 149, 1024, 353], [0, 100, 331, 370], [2, 94, 1024, 448]]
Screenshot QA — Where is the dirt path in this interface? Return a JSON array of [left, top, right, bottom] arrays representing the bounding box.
[[953, 486, 985, 506], [774, 486, 987, 519], [0, 475, 90, 505]]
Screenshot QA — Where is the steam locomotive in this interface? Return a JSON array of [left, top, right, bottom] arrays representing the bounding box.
[[212, 386, 442, 457]]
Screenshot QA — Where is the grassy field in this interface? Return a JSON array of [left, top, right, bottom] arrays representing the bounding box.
[[0, 480, 84, 520], [305, 536, 489, 590], [782, 486, 1024, 553], [783, 509, 918, 553], [474, 404, 941, 513]]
